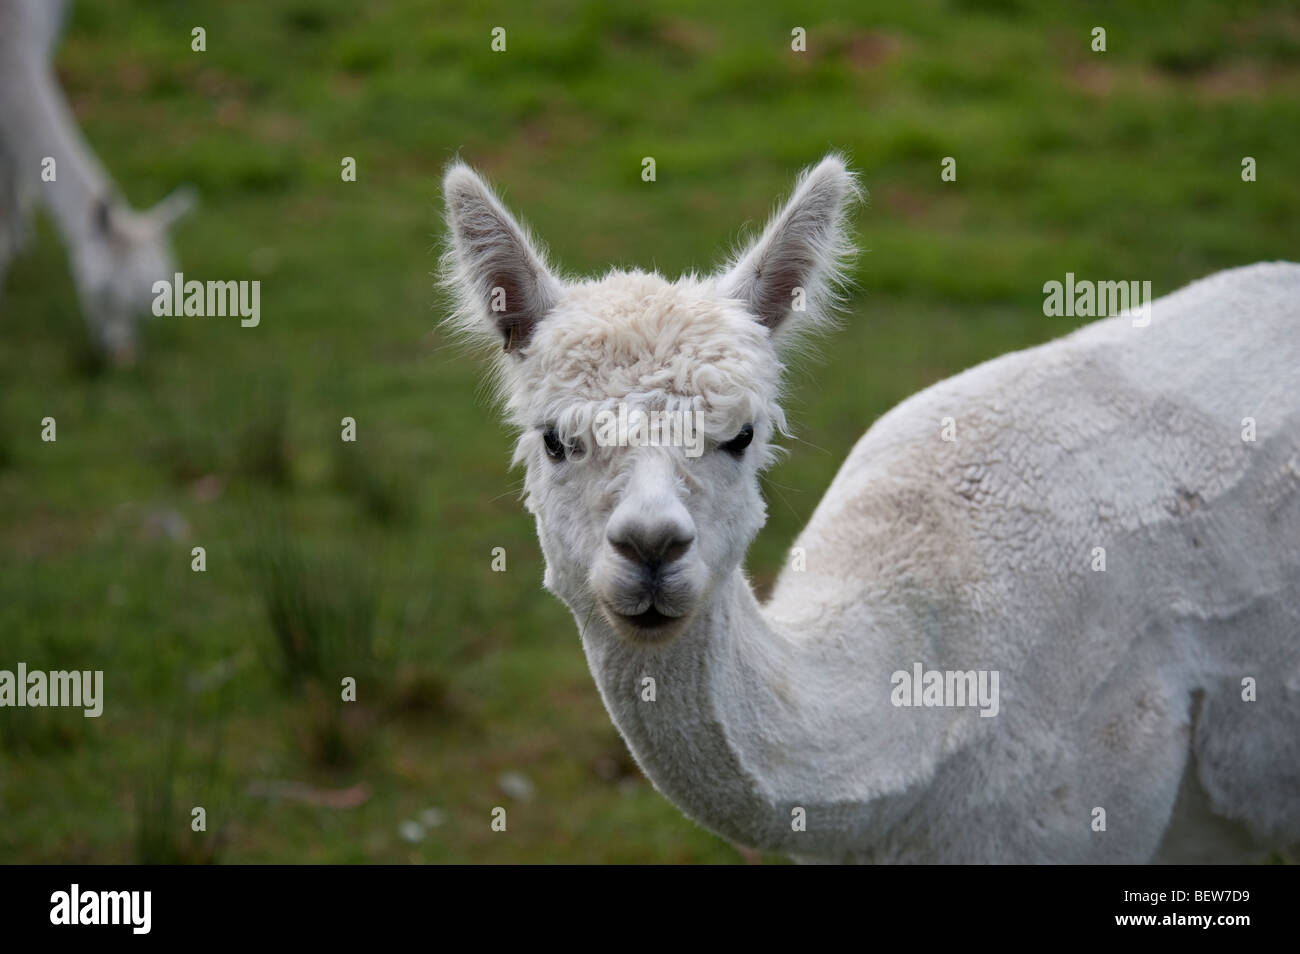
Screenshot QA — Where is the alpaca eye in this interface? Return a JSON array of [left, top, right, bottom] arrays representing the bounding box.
[[542, 427, 566, 461], [720, 424, 754, 456]]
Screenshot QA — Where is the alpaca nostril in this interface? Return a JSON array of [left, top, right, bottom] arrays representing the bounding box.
[[660, 535, 693, 566], [608, 527, 695, 573], [610, 539, 642, 566]]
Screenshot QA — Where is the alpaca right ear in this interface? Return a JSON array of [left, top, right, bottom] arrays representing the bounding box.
[[442, 163, 562, 355]]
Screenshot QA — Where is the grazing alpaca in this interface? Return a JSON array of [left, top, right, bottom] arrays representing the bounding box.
[[443, 155, 1300, 863], [0, 0, 193, 360]]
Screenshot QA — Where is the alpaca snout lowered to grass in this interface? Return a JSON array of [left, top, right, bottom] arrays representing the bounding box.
[[443, 154, 1300, 864]]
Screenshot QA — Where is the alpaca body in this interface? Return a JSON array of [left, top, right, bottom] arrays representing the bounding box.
[[0, 0, 192, 358], [443, 155, 1300, 862], [586, 262, 1300, 862]]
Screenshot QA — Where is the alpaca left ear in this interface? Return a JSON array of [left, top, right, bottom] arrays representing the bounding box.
[[442, 162, 563, 355], [719, 153, 860, 338]]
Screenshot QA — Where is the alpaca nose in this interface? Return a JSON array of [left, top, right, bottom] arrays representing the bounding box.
[[607, 522, 695, 576]]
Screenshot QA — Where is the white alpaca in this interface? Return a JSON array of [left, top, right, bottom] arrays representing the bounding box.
[[0, 0, 193, 360], [443, 155, 1300, 863]]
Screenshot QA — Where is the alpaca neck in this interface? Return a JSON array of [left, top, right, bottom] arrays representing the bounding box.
[[0, 49, 112, 246], [577, 567, 881, 857]]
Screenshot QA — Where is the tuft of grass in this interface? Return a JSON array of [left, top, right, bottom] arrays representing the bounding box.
[[66, 333, 110, 379], [237, 384, 293, 489], [292, 678, 377, 767], [246, 518, 378, 688], [149, 416, 222, 486], [134, 720, 225, 865], [333, 436, 416, 525], [386, 664, 459, 721], [0, 705, 84, 754], [0, 404, 12, 471], [244, 514, 383, 766]]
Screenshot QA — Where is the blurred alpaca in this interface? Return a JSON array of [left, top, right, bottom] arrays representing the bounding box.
[[0, 0, 193, 361]]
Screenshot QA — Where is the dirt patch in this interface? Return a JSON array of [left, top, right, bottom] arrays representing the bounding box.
[[844, 30, 903, 72]]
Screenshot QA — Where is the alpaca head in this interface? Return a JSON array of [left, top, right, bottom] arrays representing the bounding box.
[[72, 187, 196, 362], [444, 156, 859, 643]]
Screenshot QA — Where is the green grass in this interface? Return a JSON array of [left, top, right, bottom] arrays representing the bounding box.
[[1, 0, 1297, 862]]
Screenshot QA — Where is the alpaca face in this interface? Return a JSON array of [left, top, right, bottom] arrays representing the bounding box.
[[74, 189, 194, 362], [511, 273, 781, 641], [443, 155, 859, 642]]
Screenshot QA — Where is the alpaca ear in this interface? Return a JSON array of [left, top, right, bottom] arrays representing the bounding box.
[[145, 185, 198, 230], [719, 154, 860, 338], [442, 162, 562, 355]]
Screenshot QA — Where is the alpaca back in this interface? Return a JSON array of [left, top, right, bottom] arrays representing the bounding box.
[[0, 0, 65, 280], [767, 262, 1300, 858]]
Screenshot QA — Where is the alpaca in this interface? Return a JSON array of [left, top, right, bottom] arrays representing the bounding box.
[[0, 0, 193, 361], [442, 154, 1300, 863]]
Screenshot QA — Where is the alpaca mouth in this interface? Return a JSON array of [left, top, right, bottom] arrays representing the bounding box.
[[602, 601, 690, 639], [617, 606, 679, 630]]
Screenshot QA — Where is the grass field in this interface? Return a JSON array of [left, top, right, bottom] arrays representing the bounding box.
[[1, 0, 1297, 863]]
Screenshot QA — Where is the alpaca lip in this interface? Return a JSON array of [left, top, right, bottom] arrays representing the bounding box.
[[600, 600, 692, 636], [616, 607, 679, 630]]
